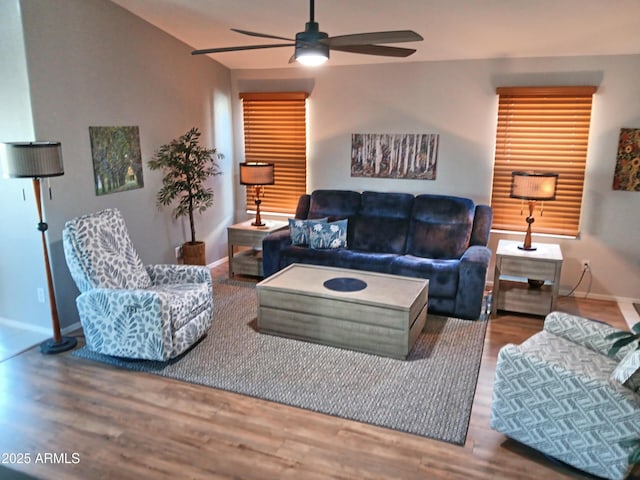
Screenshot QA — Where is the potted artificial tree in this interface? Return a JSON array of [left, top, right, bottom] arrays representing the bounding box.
[[148, 127, 222, 265]]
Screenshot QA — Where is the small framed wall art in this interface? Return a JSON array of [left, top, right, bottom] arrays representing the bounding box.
[[351, 133, 439, 180], [612, 127, 640, 191], [89, 126, 144, 196]]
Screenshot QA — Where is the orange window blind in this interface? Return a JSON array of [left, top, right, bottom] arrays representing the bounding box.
[[240, 92, 308, 215], [491, 86, 597, 236]]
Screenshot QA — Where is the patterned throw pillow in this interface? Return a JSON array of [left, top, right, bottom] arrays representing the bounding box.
[[309, 219, 348, 249], [611, 348, 640, 392], [289, 218, 328, 245]]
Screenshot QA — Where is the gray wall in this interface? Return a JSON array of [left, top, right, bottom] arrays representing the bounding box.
[[231, 55, 640, 302], [2, 0, 235, 330], [0, 0, 50, 331]]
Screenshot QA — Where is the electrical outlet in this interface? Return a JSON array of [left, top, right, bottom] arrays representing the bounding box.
[[37, 288, 45, 303], [582, 259, 590, 270], [175, 245, 183, 259]]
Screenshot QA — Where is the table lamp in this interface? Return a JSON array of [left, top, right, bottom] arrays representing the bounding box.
[[239, 162, 275, 227], [510, 171, 559, 251], [0, 141, 77, 354]]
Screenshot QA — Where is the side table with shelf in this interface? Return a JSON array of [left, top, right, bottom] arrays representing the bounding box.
[[227, 220, 288, 278], [491, 239, 563, 317]]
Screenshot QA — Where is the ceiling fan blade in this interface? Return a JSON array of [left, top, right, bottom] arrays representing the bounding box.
[[231, 28, 294, 42], [331, 44, 417, 58], [191, 43, 295, 55], [327, 30, 423, 47]]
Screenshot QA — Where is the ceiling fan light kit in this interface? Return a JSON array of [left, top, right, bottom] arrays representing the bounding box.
[[295, 22, 329, 66], [191, 0, 423, 66]]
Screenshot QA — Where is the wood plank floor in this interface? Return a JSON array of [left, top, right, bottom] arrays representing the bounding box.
[[0, 264, 631, 480]]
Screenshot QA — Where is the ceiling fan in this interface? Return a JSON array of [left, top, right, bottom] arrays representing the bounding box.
[[191, 0, 423, 66]]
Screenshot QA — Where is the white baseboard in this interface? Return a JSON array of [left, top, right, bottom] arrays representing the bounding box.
[[0, 317, 49, 335], [485, 280, 639, 304], [619, 303, 640, 329], [207, 256, 228, 269], [62, 321, 82, 336], [0, 316, 83, 337]]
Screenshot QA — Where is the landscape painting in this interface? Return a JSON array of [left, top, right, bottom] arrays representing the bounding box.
[[351, 133, 439, 180], [89, 126, 144, 196]]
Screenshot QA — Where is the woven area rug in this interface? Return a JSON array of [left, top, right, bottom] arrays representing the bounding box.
[[73, 279, 488, 445]]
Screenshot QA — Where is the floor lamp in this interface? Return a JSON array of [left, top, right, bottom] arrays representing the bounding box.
[[0, 142, 77, 354], [510, 171, 559, 251], [239, 162, 275, 227]]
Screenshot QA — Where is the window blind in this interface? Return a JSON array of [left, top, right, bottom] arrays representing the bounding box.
[[490, 86, 597, 237], [240, 92, 308, 215]]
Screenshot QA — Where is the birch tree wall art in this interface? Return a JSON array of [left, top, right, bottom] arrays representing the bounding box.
[[351, 133, 439, 180]]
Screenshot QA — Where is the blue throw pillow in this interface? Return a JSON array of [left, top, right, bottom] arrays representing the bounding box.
[[289, 218, 328, 245], [309, 219, 348, 249]]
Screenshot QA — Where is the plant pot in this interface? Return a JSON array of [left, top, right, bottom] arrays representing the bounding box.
[[182, 241, 206, 265]]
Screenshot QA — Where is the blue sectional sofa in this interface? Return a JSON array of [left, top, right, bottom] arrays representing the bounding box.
[[262, 190, 493, 320]]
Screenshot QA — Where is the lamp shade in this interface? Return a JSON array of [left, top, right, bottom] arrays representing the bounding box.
[[0, 142, 64, 179], [510, 171, 558, 201], [239, 162, 275, 185]]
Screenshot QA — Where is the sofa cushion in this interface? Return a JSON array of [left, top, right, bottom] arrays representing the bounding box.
[[289, 217, 328, 245], [339, 250, 399, 273], [309, 219, 348, 249], [390, 255, 460, 298], [307, 190, 361, 221], [406, 195, 474, 259], [350, 191, 413, 254], [281, 245, 352, 270], [611, 349, 640, 392], [280, 247, 397, 274]]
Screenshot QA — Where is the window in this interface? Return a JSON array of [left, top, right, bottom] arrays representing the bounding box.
[[490, 86, 597, 237], [239, 92, 308, 215]]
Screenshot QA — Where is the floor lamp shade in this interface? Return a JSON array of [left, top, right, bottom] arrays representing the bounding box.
[[0, 142, 64, 179], [239, 162, 275, 227], [0, 141, 76, 354], [510, 171, 559, 251]]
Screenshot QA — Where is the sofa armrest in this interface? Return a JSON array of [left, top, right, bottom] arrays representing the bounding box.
[[145, 264, 212, 289], [76, 288, 171, 360], [454, 245, 492, 319], [470, 204, 493, 246], [544, 311, 635, 361], [262, 229, 293, 277], [295, 194, 311, 219], [460, 244, 492, 264]]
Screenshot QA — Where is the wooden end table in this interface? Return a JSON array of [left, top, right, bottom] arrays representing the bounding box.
[[227, 219, 287, 278], [492, 239, 563, 317]]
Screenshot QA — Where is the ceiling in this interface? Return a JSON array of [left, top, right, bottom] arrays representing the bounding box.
[[111, 0, 640, 70]]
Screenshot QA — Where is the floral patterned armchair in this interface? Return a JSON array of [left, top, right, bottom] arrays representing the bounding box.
[[62, 208, 213, 360]]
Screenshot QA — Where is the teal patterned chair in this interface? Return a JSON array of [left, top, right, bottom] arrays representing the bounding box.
[[63, 208, 213, 360], [491, 311, 640, 480]]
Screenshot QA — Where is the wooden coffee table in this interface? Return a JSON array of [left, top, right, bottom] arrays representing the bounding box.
[[256, 264, 428, 359]]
